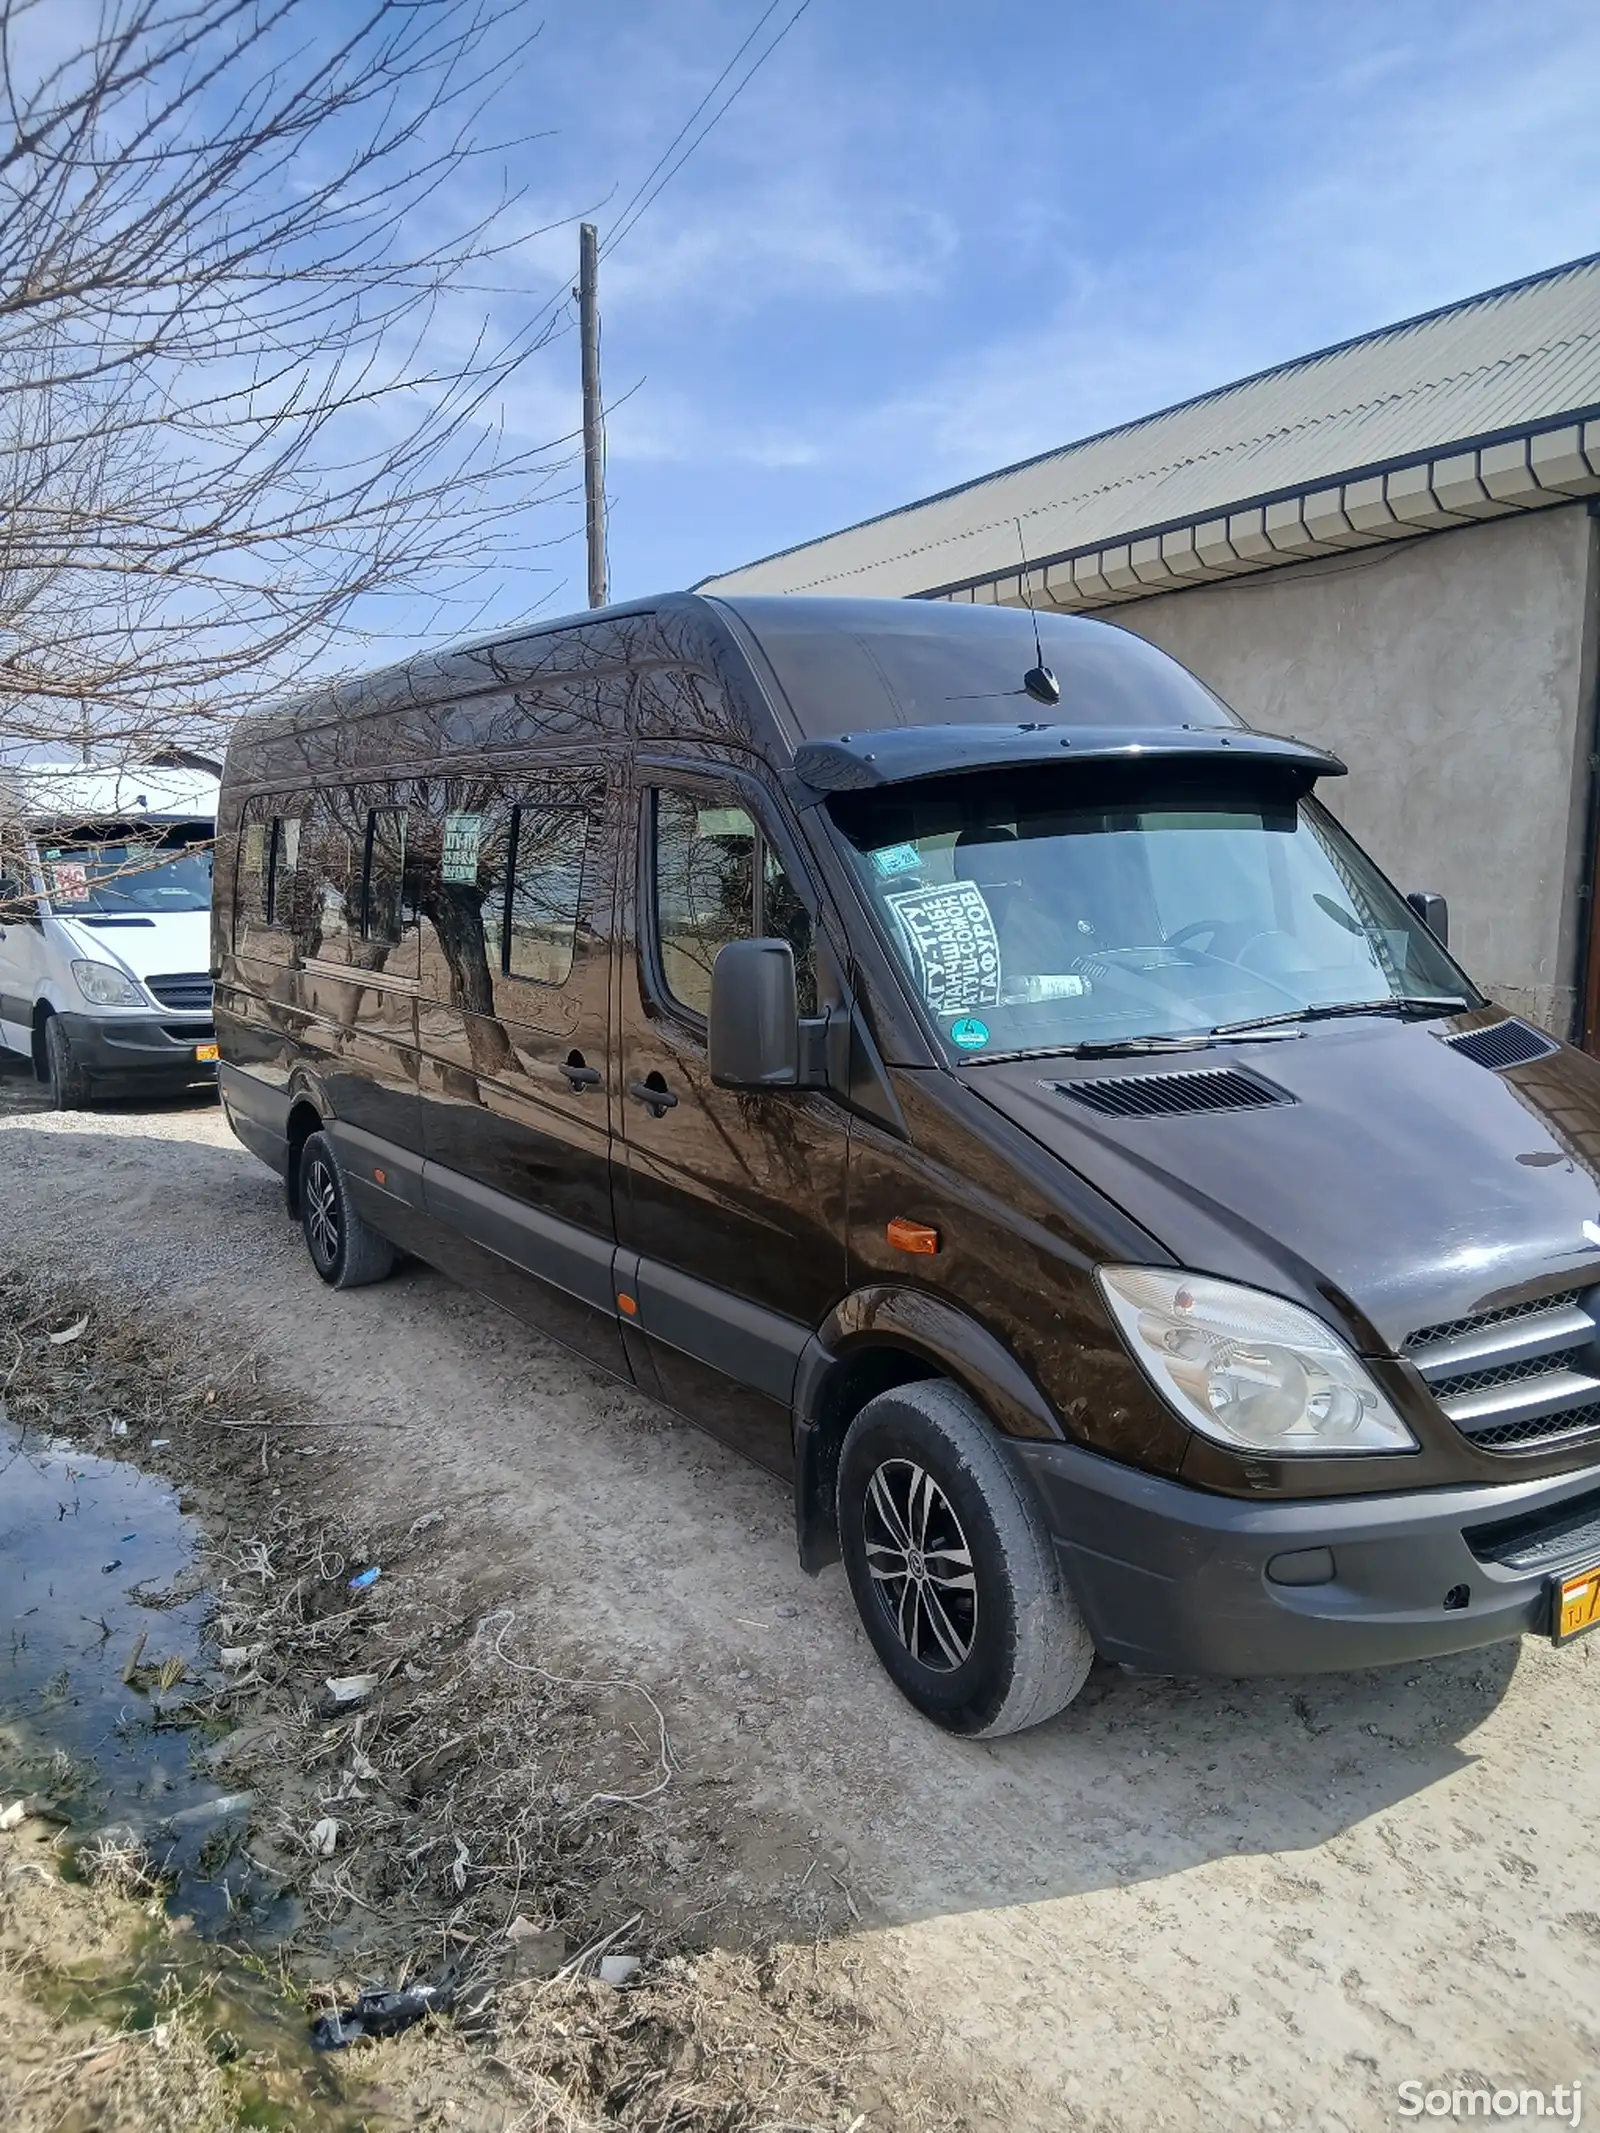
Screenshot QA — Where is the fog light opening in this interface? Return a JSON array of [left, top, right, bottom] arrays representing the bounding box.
[[1443, 1583, 1471, 1612]]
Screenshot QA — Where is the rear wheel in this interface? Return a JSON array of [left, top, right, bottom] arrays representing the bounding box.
[[299, 1130, 396, 1289], [43, 1015, 93, 1110], [838, 1379, 1094, 1738]]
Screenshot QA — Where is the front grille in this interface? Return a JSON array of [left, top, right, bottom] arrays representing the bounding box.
[[160, 1022, 214, 1043], [1407, 1291, 1578, 1350], [145, 971, 212, 1012], [1405, 1287, 1600, 1454], [1467, 1405, 1600, 1452], [1057, 1066, 1291, 1120], [1440, 1018, 1560, 1071]]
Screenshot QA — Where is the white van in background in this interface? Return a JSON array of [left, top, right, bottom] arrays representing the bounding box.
[[0, 764, 220, 1108]]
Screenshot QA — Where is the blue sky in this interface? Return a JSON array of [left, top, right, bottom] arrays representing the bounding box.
[[401, 0, 1600, 623]]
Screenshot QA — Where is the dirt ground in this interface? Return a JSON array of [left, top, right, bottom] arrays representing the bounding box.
[[4, 1062, 1600, 2131]]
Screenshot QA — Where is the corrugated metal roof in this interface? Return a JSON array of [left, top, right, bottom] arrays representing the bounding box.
[[700, 252, 1600, 600]]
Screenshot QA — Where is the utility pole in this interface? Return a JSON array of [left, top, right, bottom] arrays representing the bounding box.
[[578, 221, 608, 609]]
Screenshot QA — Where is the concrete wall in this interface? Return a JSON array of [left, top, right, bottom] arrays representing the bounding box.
[[1109, 503, 1600, 1038]]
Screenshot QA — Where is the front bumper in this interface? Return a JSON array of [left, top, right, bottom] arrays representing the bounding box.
[[57, 1011, 217, 1087], [1010, 1437, 1600, 1676]]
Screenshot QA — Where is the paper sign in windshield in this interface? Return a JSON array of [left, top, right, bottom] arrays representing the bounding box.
[[886, 880, 1002, 1014], [48, 861, 89, 903]]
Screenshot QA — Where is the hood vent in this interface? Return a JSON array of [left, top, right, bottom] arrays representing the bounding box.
[[1056, 1065, 1292, 1120], [1440, 1018, 1559, 1071]]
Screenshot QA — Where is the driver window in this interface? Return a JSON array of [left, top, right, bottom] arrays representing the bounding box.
[[650, 786, 816, 1019]]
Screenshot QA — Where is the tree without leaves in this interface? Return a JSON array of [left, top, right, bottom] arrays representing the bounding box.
[[0, 0, 574, 787]]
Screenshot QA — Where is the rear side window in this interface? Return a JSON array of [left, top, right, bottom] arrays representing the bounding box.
[[408, 773, 598, 1004], [506, 802, 588, 987], [237, 805, 303, 937], [298, 791, 361, 956], [362, 806, 408, 945], [650, 787, 815, 1018]]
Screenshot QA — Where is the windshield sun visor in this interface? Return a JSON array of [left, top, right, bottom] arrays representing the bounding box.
[[792, 723, 1346, 797]]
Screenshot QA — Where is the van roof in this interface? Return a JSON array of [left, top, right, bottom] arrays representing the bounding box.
[[228, 592, 1240, 763], [8, 763, 219, 825]]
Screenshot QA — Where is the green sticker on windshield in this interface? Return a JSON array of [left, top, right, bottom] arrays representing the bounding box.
[[949, 1017, 990, 1050]]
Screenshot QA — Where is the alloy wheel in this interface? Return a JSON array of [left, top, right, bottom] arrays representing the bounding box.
[[305, 1155, 341, 1269], [861, 1457, 978, 1671]]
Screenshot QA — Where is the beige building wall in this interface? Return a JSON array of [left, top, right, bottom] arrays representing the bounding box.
[[1107, 504, 1600, 1037]]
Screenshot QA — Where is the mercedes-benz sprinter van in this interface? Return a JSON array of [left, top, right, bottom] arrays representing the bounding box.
[[0, 764, 219, 1106], [213, 597, 1600, 1735]]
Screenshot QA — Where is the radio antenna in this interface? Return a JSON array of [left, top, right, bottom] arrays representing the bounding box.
[[1014, 518, 1060, 706]]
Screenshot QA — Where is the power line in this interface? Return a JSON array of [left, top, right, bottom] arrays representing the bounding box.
[[605, 0, 814, 257], [604, 2, 785, 251]]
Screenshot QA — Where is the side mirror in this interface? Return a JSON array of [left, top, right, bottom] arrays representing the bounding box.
[[1406, 891, 1449, 946], [710, 939, 799, 1088]]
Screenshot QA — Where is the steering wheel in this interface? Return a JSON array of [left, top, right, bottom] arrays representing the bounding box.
[[1166, 917, 1263, 961]]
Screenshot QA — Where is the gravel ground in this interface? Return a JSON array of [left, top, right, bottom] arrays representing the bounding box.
[[4, 1059, 1599, 2130]]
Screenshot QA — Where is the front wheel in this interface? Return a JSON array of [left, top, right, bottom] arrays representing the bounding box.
[[299, 1130, 396, 1289], [44, 1015, 93, 1110], [838, 1379, 1094, 1738]]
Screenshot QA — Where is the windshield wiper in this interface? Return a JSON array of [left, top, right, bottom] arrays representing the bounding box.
[[1068, 1025, 1309, 1058], [1210, 996, 1468, 1037]]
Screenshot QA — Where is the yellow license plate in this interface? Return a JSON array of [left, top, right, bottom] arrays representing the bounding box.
[[1551, 1562, 1600, 1645], [195, 1042, 219, 1063]]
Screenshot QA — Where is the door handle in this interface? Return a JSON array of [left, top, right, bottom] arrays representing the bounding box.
[[559, 1053, 602, 1089], [627, 1073, 678, 1118]]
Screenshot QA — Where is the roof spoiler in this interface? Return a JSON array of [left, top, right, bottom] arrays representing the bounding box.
[[789, 721, 1347, 796]]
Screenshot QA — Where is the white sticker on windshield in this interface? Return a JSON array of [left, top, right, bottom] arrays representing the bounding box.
[[885, 879, 1002, 1014]]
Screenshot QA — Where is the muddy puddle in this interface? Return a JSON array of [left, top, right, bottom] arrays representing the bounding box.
[[1, 1418, 376, 2128]]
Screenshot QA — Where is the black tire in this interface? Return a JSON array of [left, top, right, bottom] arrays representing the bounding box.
[[43, 1014, 93, 1110], [298, 1129, 396, 1289], [838, 1379, 1094, 1738]]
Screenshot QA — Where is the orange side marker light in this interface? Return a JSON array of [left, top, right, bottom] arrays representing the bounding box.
[[887, 1217, 940, 1255], [373, 1168, 387, 1187], [617, 1292, 639, 1316]]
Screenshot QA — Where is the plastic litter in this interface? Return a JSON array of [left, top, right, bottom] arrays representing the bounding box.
[[598, 1954, 642, 1988], [310, 1982, 446, 2050], [149, 1438, 171, 1449], [101, 1559, 122, 1574], [49, 1316, 89, 1344], [348, 1566, 381, 1592], [165, 1790, 255, 1834], [324, 1672, 380, 1708], [308, 1816, 340, 1857], [109, 1419, 128, 1436], [0, 1800, 27, 1832]]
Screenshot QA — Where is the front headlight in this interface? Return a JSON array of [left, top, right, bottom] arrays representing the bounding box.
[[71, 959, 146, 1007], [1097, 1266, 1417, 1456]]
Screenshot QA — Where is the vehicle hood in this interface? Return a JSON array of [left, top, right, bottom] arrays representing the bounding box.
[[960, 1014, 1600, 1353], [54, 910, 211, 992]]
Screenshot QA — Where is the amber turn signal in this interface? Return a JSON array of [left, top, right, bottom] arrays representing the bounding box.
[[617, 1292, 639, 1316], [886, 1217, 940, 1255]]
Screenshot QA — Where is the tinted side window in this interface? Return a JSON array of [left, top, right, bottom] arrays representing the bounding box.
[[236, 802, 271, 936], [651, 787, 815, 1018], [363, 806, 407, 945], [267, 814, 302, 926], [296, 789, 361, 959], [507, 803, 588, 987]]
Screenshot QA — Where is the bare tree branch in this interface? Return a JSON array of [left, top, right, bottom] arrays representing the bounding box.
[[0, 0, 575, 800]]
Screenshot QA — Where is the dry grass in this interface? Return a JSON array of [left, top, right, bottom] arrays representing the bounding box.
[[0, 1267, 958, 2133]]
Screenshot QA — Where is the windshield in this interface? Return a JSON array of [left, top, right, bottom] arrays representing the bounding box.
[[40, 824, 213, 915], [829, 765, 1474, 1060]]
